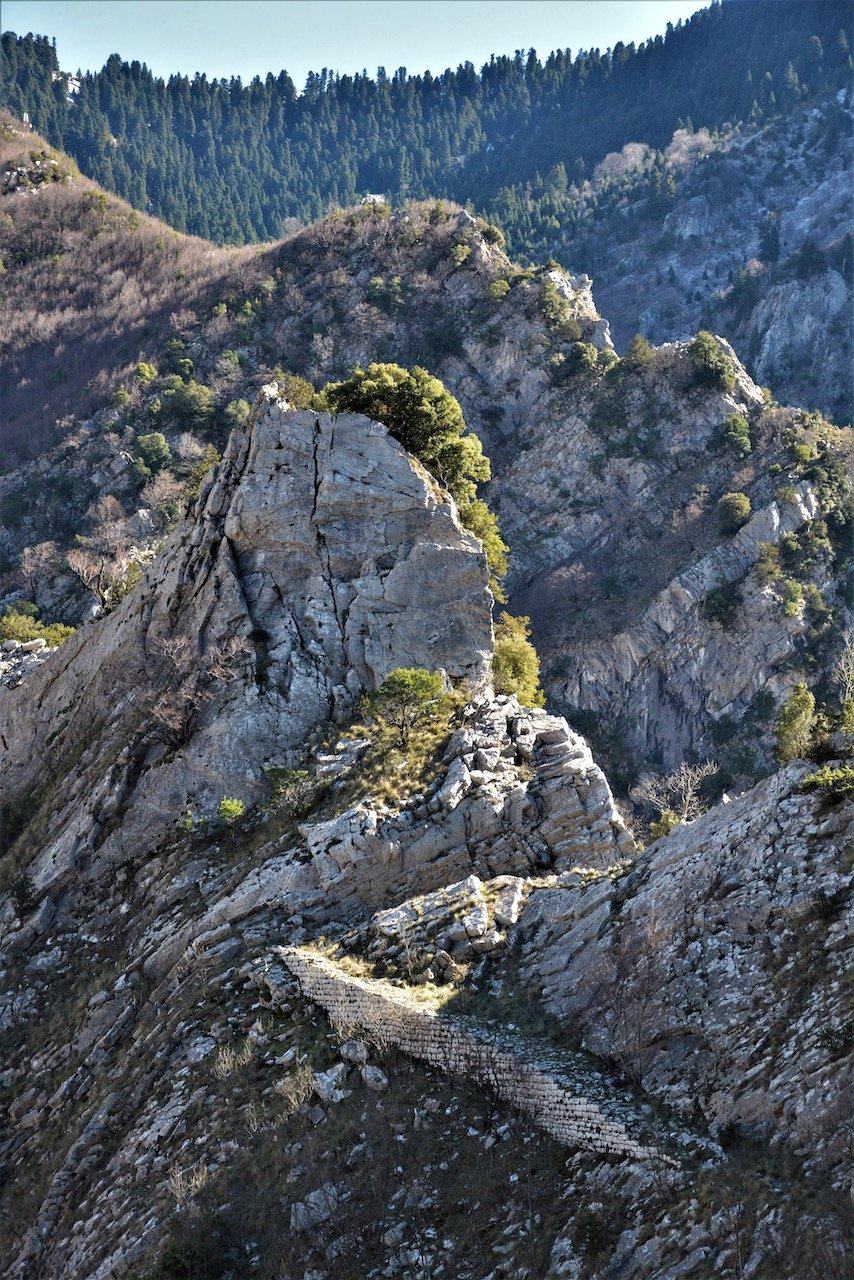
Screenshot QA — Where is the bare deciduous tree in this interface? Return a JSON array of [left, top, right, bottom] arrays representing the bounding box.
[[831, 634, 854, 705], [19, 540, 59, 594], [149, 633, 251, 747], [634, 759, 718, 823]]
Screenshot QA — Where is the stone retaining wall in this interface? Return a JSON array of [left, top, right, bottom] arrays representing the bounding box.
[[275, 946, 670, 1164]]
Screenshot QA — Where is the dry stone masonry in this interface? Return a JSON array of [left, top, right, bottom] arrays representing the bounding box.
[[272, 946, 676, 1165]]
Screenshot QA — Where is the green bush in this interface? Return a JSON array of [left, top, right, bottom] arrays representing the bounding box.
[[167, 379, 217, 430], [135, 431, 172, 475], [321, 363, 489, 507], [183, 444, 221, 499], [563, 341, 600, 378], [222, 399, 251, 433], [457, 497, 508, 600], [711, 412, 752, 457], [488, 278, 510, 303], [366, 668, 448, 748], [481, 222, 506, 249], [217, 796, 246, 836], [135, 361, 157, 383], [688, 330, 736, 393], [801, 765, 854, 798], [780, 578, 805, 617], [702, 581, 742, 626], [492, 613, 545, 707], [623, 333, 655, 370], [776, 682, 816, 764], [718, 491, 751, 533], [450, 243, 471, 267], [0, 605, 75, 647]]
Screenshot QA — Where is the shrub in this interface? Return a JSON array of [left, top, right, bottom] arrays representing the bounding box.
[[222, 399, 251, 433], [457, 497, 508, 600], [702, 581, 742, 626], [492, 613, 545, 707], [167, 379, 217, 430], [450, 243, 471, 267], [780, 578, 805, 617], [217, 796, 246, 836], [320, 363, 489, 507], [623, 333, 654, 370], [366, 668, 448, 748], [711, 412, 751, 457], [183, 443, 221, 499], [649, 809, 679, 840], [688, 330, 736, 392], [275, 372, 316, 409], [563, 341, 600, 377], [0, 605, 74, 647], [755, 542, 781, 585], [801, 765, 854, 798], [776, 682, 816, 764], [135, 361, 157, 383], [481, 222, 506, 249], [135, 431, 172, 475], [488, 279, 510, 303], [718, 491, 751, 534]]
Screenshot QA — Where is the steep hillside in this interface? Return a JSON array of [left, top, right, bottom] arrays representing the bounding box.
[[1, 384, 850, 1279], [1, 140, 851, 787], [564, 92, 852, 423]]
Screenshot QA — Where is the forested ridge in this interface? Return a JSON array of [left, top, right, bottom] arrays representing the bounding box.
[[1, 0, 850, 252]]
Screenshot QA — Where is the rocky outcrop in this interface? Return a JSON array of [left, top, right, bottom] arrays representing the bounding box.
[[0, 390, 492, 896], [561, 484, 821, 766], [517, 764, 854, 1182]]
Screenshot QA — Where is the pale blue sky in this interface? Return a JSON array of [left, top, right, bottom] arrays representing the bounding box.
[[3, 0, 708, 85]]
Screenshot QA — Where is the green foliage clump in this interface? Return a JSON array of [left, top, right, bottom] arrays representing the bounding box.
[[481, 222, 506, 249], [183, 443, 221, 499], [492, 612, 545, 707], [135, 430, 172, 477], [688, 330, 737, 393], [718, 491, 751, 534], [222, 399, 252, 433], [780, 578, 805, 617], [450, 242, 471, 267], [776, 681, 816, 764], [623, 333, 655, 370], [217, 796, 246, 835], [366, 668, 448, 748], [702, 581, 742, 626], [457, 497, 509, 601], [135, 361, 157, 383], [321, 362, 491, 509], [801, 765, 854, 799], [275, 372, 316, 409], [649, 809, 679, 840], [488, 278, 510, 303], [710, 412, 752, 457], [0, 602, 74, 647], [266, 769, 319, 821], [166, 379, 217, 430], [538, 278, 581, 341], [755, 542, 782, 585]]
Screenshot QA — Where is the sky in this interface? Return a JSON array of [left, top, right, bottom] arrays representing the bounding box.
[[3, 0, 709, 85]]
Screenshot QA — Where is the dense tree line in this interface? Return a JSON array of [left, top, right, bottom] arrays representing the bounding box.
[[1, 2, 850, 251]]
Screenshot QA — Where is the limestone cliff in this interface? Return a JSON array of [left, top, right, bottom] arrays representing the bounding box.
[[0, 391, 492, 898]]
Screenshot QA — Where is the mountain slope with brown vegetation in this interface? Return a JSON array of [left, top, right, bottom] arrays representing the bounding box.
[[1, 117, 851, 791]]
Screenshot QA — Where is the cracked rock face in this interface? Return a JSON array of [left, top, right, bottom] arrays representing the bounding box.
[[0, 391, 493, 898], [517, 764, 854, 1181]]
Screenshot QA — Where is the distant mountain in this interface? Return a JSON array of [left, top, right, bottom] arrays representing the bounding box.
[[1, 1, 850, 248]]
